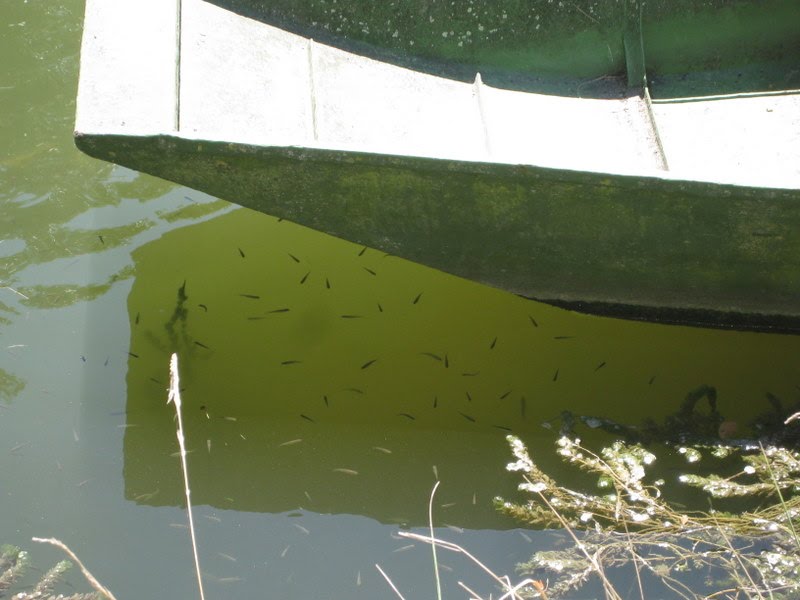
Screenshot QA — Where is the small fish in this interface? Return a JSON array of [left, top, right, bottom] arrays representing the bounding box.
[[333, 468, 359, 476], [218, 552, 237, 562], [246, 316, 265, 320], [490, 337, 497, 349], [398, 412, 415, 420], [649, 375, 656, 385], [465, 391, 472, 402], [216, 577, 242, 584], [372, 446, 392, 454], [345, 387, 364, 394], [518, 531, 533, 543], [459, 411, 476, 423], [444, 354, 449, 368], [356, 571, 362, 586], [98, 234, 104, 244], [204, 515, 222, 523], [207, 440, 211, 453], [135, 312, 140, 325], [554, 336, 574, 340], [170, 523, 189, 529], [594, 361, 606, 371], [281, 360, 302, 365], [279, 439, 303, 447], [529, 316, 538, 327], [493, 424, 512, 432], [288, 253, 300, 263], [323, 395, 329, 407], [420, 352, 442, 361], [223, 416, 237, 422], [392, 544, 415, 553], [499, 390, 511, 400], [520, 396, 527, 418], [300, 271, 310, 284], [76, 479, 90, 487], [553, 368, 559, 382], [269, 308, 291, 313], [440, 503, 456, 509], [412, 293, 422, 304], [358, 246, 367, 256], [300, 414, 314, 423], [340, 314, 363, 319], [104, 357, 109, 366], [462, 371, 479, 377], [472, 492, 477, 505], [361, 359, 378, 370], [377, 303, 383, 312], [198, 303, 208, 312], [280, 545, 290, 558], [445, 524, 464, 534], [432, 465, 439, 480], [128, 352, 139, 359], [194, 341, 210, 350], [277, 217, 284, 222], [9, 442, 30, 453], [81, 355, 86, 362], [294, 523, 310, 535], [325, 278, 331, 289], [362, 267, 377, 276], [239, 294, 260, 299], [149, 377, 162, 385], [433, 396, 438, 408], [238, 247, 245, 258]]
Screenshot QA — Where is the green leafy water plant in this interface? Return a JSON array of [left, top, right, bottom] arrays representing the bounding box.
[[497, 435, 800, 599]]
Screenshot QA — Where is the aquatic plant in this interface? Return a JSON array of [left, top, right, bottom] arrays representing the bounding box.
[[496, 434, 800, 599], [0, 539, 116, 600]]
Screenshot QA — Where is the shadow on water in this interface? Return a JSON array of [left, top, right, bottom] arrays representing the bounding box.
[[123, 206, 800, 530]]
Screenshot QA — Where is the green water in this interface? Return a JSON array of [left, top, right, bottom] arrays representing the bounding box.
[[2, 2, 800, 598]]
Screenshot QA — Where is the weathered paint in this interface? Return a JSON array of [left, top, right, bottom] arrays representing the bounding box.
[[76, 134, 800, 329], [211, 0, 800, 91]]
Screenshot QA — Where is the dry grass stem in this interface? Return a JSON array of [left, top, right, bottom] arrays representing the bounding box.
[[31, 537, 118, 600], [168, 353, 206, 600]]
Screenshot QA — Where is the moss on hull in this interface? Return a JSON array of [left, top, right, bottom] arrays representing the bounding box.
[[77, 133, 800, 329]]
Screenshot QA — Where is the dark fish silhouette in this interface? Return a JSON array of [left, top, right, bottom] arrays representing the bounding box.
[[194, 341, 211, 350], [363, 267, 377, 276], [239, 294, 260, 300], [412, 293, 422, 304], [490, 337, 497, 349], [288, 253, 300, 263], [300, 272, 310, 284], [420, 352, 442, 361], [326, 278, 331, 289], [358, 246, 367, 256], [553, 368, 559, 381], [595, 361, 606, 371], [198, 304, 208, 312], [238, 247, 245, 258], [269, 308, 290, 313], [98, 235, 104, 244], [529, 316, 538, 327], [499, 390, 511, 400], [398, 413, 415, 420], [128, 352, 139, 359], [340, 314, 363, 319], [281, 360, 302, 365], [459, 412, 476, 423], [361, 359, 378, 370], [300, 414, 314, 423]]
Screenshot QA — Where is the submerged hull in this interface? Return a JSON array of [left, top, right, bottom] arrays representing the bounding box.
[[75, 0, 800, 329]]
